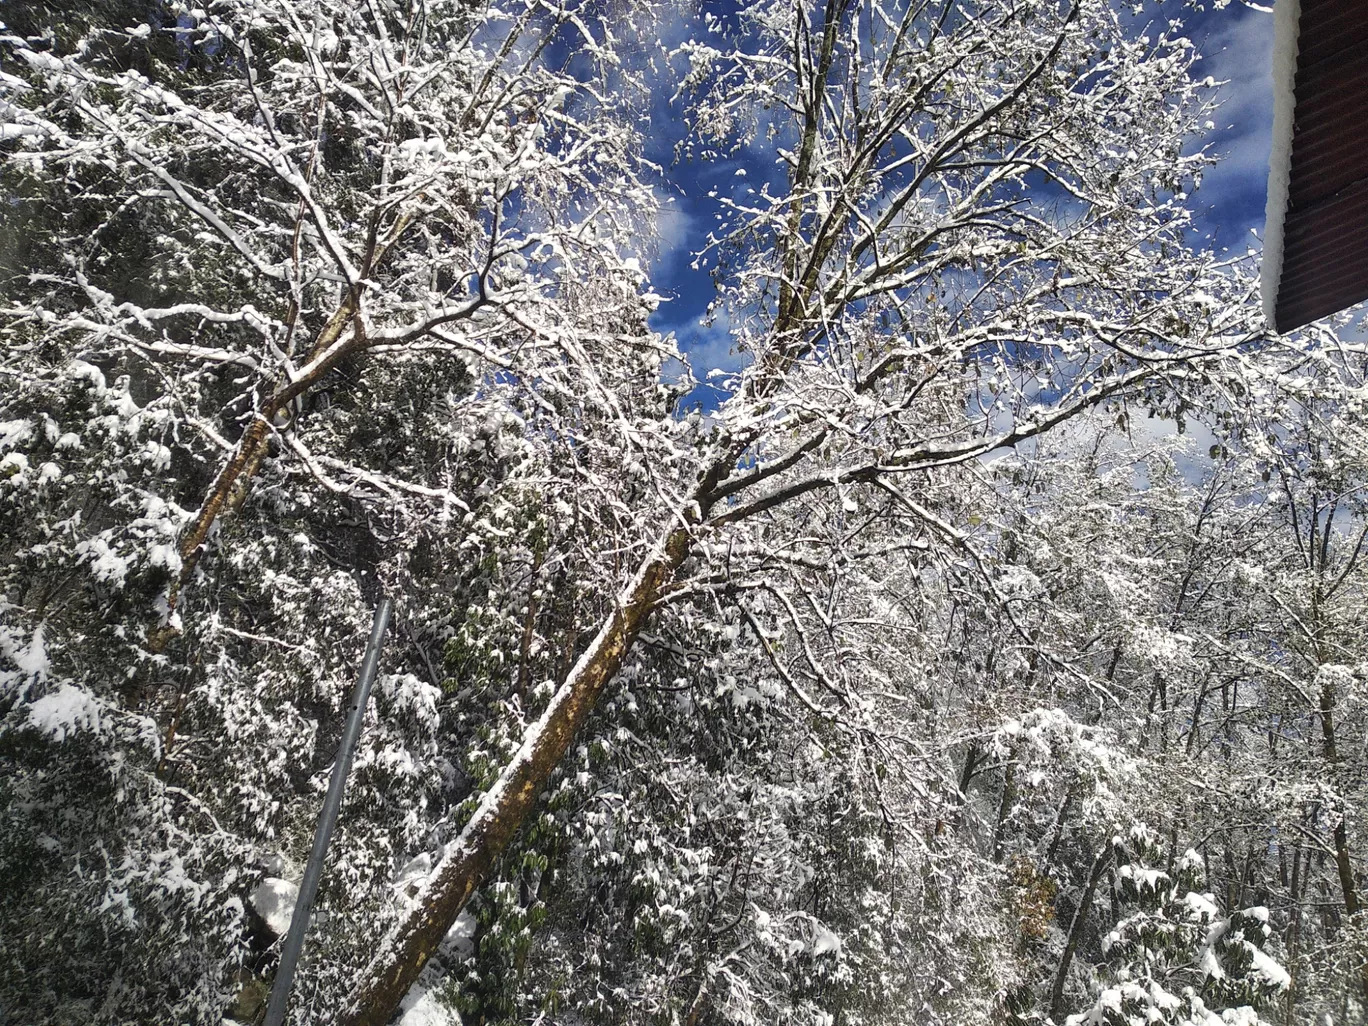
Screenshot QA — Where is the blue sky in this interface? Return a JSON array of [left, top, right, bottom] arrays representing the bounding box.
[[635, 2, 1279, 400], [1186, 5, 1276, 244]]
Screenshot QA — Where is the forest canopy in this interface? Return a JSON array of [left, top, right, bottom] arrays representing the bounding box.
[[1, 1, 1366, 1025]]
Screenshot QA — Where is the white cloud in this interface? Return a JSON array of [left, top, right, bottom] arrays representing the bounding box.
[[649, 187, 694, 275], [681, 309, 748, 373], [658, 307, 750, 390], [1191, 8, 1275, 236]]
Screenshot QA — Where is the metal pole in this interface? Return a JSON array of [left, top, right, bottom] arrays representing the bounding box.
[[263, 595, 392, 1026]]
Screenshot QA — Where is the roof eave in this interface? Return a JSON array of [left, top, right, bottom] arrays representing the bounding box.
[[1261, 0, 1301, 332]]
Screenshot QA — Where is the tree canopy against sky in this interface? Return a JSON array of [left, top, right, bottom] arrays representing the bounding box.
[[2, 2, 1367, 1026], [648, 0, 1285, 402]]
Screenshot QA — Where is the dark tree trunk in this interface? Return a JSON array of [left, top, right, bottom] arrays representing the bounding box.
[[1049, 841, 1114, 1021]]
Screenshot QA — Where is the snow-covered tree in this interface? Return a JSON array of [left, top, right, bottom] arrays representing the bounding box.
[[6, 1, 1358, 1025], [2, 0, 669, 1020], [1066, 830, 1287, 1026], [344, 0, 1267, 1015]]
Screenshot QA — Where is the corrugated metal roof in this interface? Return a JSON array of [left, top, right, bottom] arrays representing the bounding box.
[[1264, 0, 1368, 333]]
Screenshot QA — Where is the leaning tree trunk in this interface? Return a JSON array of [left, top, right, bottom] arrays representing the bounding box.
[[1049, 840, 1114, 1021], [339, 516, 699, 1026]]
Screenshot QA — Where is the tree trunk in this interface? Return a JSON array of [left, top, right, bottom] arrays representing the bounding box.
[[1049, 840, 1114, 1021], [338, 521, 695, 1026], [1286, 839, 1302, 1020], [1317, 675, 1368, 1000], [1319, 681, 1361, 918], [992, 753, 1016, 863], [149, 294, 367, 651]]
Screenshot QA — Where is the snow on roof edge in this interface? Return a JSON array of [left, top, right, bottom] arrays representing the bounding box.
[[1261, 0, 1302, 330]]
